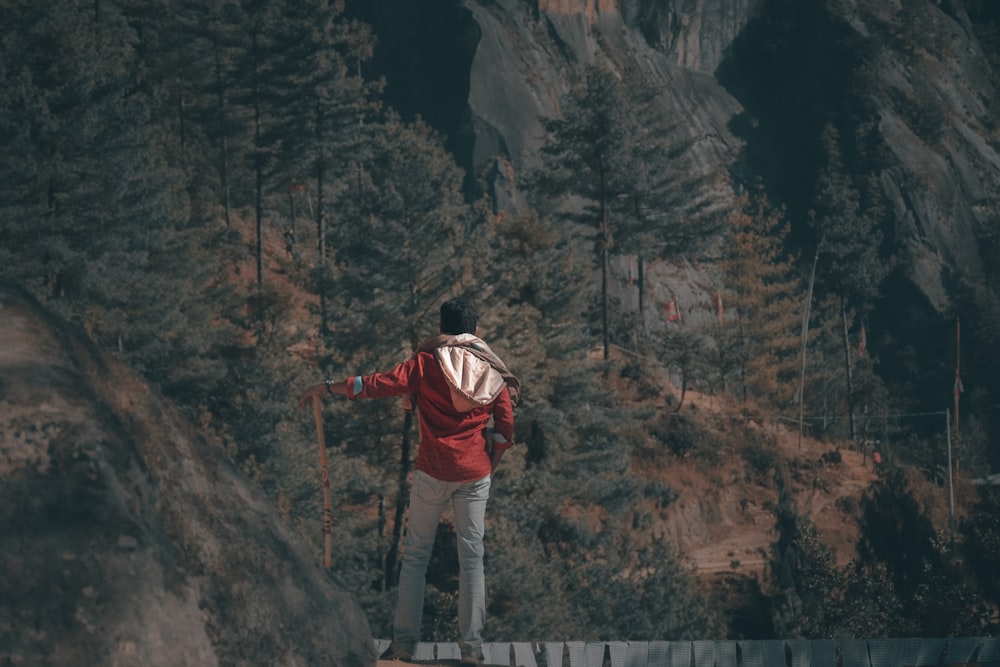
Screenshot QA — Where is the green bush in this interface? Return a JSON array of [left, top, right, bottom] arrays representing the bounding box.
[[655, 414, 723, 464], [742, 438, 779, 480]]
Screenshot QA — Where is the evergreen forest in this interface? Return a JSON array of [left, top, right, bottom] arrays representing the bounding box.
[[2, 0, 999, 641]]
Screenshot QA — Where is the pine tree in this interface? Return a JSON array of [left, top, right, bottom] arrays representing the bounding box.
[[857, 468, 940, 601], [659, 324, 710, 412], [831, 564, 916, 638], [720, 191, 803, 407], [808, 124, 890, 439], [856, 467, 992, 635], [0, 0, 132, 294], [533, 61, 718, 359], [615, 62, 722, 328], [181, 2, 255, 227], [120, 0, 232, 206], [961, 485, 1000, 605], [325, 113, 471, 587], [768, 464, 843, 638], [260, 0, 379, 339], [533, 65, 639, 361]]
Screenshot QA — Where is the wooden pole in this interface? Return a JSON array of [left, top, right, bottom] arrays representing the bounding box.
[[946, 408, 956, 546], [797, 248, 819, 449], [312, 395, 332, 569], [954, 317, 961, 473]]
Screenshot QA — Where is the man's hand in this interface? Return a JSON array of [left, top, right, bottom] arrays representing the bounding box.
[[489, 447, 505, 475], [298, 383, 328, 408], [299, 379, 351, 407]]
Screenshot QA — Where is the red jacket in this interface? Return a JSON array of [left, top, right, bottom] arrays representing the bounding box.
[[347, 351, 514, 482]]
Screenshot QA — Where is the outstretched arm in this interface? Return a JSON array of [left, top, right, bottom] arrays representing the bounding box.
[[299, 361, 417, 409]]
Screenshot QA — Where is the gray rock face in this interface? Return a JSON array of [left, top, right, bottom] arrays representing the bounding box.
[[462, 0, 746, 217], [619, 0, 763, 72], [857, 1, 1000, 310], [0, 281, 375, 666], [354, 0, 998, 325], [462, 0, 998, 314]]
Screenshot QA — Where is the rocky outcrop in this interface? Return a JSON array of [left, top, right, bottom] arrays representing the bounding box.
[[619, 0, 763, 72], [860, 1, 1000, 309], [0, 281, 375, 666]]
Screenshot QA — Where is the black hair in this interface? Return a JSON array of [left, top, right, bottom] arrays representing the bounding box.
[[440, 297, 478, 335]]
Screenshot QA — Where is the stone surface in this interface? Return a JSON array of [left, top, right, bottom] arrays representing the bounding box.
[[0, 281, 376, 666]]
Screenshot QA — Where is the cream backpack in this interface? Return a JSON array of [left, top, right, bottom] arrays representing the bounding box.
[[435, 337, 506, 412]]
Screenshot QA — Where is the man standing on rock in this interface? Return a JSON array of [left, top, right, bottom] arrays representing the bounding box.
[[299, 297, 519, 665]]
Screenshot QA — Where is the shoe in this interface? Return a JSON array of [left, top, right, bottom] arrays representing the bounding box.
[[379, 641, 414, 662], [460, 647, 485, 665]]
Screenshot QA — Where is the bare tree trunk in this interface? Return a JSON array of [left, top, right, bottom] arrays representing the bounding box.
[[315, 158, 329, 340], [797, 248, 818, 449], [841, 298, 857, 442], [214, 43, 231, 228], [637, 255, 645, 314], [178, 93, 187, 154], [385, 410, 414, 587], [601, 229, 609, 360], [599, 171, 610, 361], [377, 494, 386, 592], [252, 31, 264, 300], [674, 370, 688, 413]]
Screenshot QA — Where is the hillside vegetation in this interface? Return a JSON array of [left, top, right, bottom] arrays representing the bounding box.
[[2, 0, 999, 642]]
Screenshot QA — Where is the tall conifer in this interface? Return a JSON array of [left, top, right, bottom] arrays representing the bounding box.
[[809, 124, 889, 439], [721, 191, 803, 406], [326, 113, 470, 587], [534, 62, 716, 358], [0, 0, 228, 404], [259, 1, 378, 339], [534, 65, 632, 361]]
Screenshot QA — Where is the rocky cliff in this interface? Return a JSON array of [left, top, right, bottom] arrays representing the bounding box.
[[865, 1, 1000, 309], [347, 0, 747, 205], [720, 0, 1000, 311], [348, 0, 1000, 361], [463, 0, 748, 206], [0, 282, 375, 666]]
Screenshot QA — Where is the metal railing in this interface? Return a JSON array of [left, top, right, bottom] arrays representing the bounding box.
[[375, 637, 1000, 667]]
